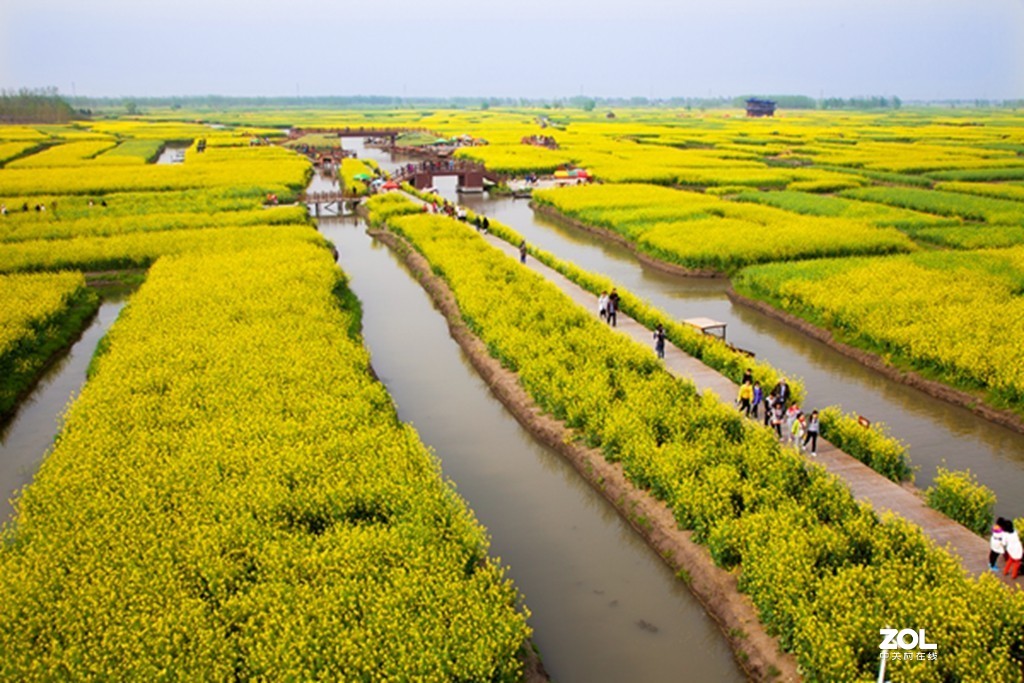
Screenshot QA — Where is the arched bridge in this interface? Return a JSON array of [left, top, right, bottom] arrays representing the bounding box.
[[392, 158, 503, 194]]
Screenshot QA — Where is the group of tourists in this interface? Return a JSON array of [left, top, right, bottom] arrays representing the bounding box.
[[597, 289, 621, 327], [735, 374, 820, 455], [1, 201, 55, 215], [520, 134, 559, 149], [426, 199, 473, 224]]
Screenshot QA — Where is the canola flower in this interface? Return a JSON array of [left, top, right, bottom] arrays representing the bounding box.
[[0, 145, 309, 197], [454, 144, 574, 175], [0, 141, 41, 165], [925, 468, 997, 536], [735, 248, 1024, 414], [936, 180, 1024, 203], [92, 139, 166, 165], [370, 199, 1024, 683], [87, 120, 227, 141], [340, 158, 376, 196], [0, 242, 530, 680], [394, 187, 805, 402], [0, 205, 308, 243], [315, 107, 1024, 193], [733, 189, 954, 230], [0, 187, 279, 223], [0, 271, 98, 416], [6, 140, 119, 168], [842, 186, 1024, 225], [0, 126, 48, 142], [0, 225, 324, 273], [818, 407, 913, 483], [534, 183, 916, 272]]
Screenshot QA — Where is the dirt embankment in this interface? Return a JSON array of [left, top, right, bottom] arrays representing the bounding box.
[[726, 287, 1024, 436], [530, 202, 726, 279], [370, 226, 800, 683]]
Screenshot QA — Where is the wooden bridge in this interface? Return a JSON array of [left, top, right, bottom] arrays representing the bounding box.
[[392, 158, 504, 194], [288, 127, 410, 145], [300, 190, 363, 217]]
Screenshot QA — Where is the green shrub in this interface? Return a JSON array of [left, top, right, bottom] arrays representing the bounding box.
[[819, 407, 914, 483], [925, 467, 996, 536]]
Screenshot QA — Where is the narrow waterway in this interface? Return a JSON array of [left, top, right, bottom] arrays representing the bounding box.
[[346, 138, 1024, 509], [0, 300, 125, 524], [450, 195, 1024, 508], [154, 144, 187, 164], [320, 217, 747, 683]]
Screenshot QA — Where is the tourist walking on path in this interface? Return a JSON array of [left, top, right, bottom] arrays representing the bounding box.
[[607, 289, 620, 327], [653, 324, 666, 360], [736, 380, 753, 417], [598, 291, 609, 321], [989, 518, 1022, 579], [770, 400, 785, 437], [785, 403, 800, 442], [772, 377, 791, 408], [519, 240, 527, 264], [751, 381, 763, 419], [803, 409, 820, 456], [791, 412, 806, 450], [763, 388, 776, 427], [741, 368, 753, 386], [990, 519, 1008, 571]]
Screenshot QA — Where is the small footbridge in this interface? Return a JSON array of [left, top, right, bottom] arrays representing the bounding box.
[[287, 127, 405, 166], [299, 190, 364, 217], [392, 158, 503, 194]]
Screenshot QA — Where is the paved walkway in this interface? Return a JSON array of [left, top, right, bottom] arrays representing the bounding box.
[[479, 232, 1013, 585]]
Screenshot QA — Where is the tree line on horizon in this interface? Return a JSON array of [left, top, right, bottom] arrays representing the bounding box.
[[0, 88, 77, 124], [77, 93, 1024, 112], [2, 89, 1022, 122]]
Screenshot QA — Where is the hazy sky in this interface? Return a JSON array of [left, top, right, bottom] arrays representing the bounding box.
[[2, 0, 1022, 100]]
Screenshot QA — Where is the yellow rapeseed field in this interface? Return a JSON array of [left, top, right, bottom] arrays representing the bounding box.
[[0, 242, 530, 680], [369, 197, 1024, 683], [0, 271, 98, 415]]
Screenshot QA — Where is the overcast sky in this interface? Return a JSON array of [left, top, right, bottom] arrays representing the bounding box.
[[2, 0, 1022, 100]]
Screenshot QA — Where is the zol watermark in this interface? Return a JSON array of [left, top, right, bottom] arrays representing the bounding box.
[[877, 628, 938, 682], [879, 628, 937, 651]]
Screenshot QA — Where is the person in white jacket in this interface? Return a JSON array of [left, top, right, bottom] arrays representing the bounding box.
[[989, 517, 1022, 579]]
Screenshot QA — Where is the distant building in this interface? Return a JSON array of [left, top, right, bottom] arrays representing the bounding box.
[[745, 99, 776, 117]]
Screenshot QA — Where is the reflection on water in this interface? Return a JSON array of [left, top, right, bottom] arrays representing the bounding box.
[[321, 218, 746, 683]]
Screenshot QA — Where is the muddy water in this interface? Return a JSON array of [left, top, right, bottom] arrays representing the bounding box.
[[320, 218, 746, 683], [0, 301, 125, 525], [154, 144, 187, 164], [339, 137, 411, 174], [453, 196, 1024, 508]]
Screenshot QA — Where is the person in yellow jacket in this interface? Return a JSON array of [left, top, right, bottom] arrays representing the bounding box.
[[736, 380, 754, 417]]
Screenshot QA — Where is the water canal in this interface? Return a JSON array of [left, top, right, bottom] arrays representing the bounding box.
[[438, 192, 1024, 511], [320, 216, 747, 682], [350, 136, 1024, 518], [0, 300, 125, 524]]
